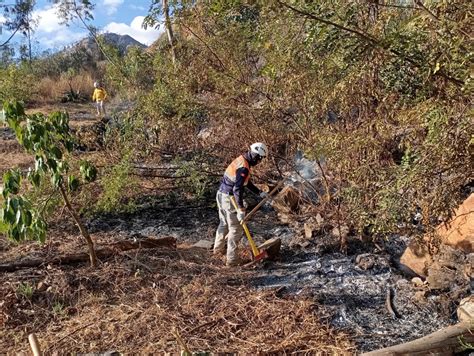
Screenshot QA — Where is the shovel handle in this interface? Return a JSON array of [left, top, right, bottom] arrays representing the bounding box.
[[243, 180, 285, 223], [230, 196, 260, 257]]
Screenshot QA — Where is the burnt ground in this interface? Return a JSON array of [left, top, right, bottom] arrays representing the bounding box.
[[3, 197, 461, 353], [83, 204, 463, 352], [0, 103, 468, 354]]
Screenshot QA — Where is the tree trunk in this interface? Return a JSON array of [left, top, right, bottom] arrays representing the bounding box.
[[362, 322, 474, 355], [163, 0, 177, 64], [59, 184, 98, 267], [0, 237, 177, 272]]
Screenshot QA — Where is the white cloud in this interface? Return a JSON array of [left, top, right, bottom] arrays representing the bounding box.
[[104, 16, 163, 46], [32, 4, 86, 49], [129, 4, 147, 11], [103, 0, 124, 16]]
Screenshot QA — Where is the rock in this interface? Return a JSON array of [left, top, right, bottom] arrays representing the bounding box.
[[272, 186, 300, 213], [331, 225, 349, 240], [258, 238, 281, 260], [315, 213, 324, 225], [192, 240, 214, 250], [457, 295, 474, 322], [304, 223, 314, 239], [277, 213, 291, 224], [355, 253, 375, 270], [36, 281, 48, 292], [426, 262, 457, 290], [413, 290, 427, 303], [197, 127, 211, 140], [411, 277, 424, 287], [400, 239, 432, 277], [436, 193, 474, 253]]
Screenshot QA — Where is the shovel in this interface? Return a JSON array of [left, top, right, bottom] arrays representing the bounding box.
[[230, 181, 284, 262], [230, 196, 268, 261]]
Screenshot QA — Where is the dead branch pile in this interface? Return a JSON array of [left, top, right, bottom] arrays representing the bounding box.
[[1, 248, 353, 354]]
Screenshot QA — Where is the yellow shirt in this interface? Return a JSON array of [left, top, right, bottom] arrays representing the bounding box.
[[92, 87, 107, 101]]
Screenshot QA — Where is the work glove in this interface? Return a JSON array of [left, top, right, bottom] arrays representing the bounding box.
[[236, 209, 246, 222]]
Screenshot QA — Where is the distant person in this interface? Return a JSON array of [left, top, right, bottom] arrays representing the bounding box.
[[214, 142, 269, 266], [92, 82, 107, 117]]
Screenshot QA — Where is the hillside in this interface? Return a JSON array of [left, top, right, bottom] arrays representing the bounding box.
[[0, 0, 472, 354], [74, 33, 147, 57]]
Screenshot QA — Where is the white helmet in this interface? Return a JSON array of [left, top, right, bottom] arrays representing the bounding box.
[[93, 82, 98, 88], [250, 142, 268, 157]]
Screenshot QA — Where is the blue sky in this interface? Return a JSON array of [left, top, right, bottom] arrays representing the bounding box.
[[1, 0, 164, 51]]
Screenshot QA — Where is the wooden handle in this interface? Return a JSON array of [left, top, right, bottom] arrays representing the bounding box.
[[28, 333, 41, 356], [230, 196, 260, 257], [243, 180, 285, 223]]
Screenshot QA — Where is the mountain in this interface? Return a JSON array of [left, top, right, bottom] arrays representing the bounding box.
[[74, 33, 147, 56]]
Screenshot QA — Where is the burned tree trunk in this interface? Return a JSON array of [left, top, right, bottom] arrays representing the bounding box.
[[362, 322, 474, 355], [0, 237, 177, 272]]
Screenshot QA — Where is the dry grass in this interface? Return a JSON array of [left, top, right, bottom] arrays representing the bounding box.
[[35, 71, 95, 103], [0, 243, 354, 354]]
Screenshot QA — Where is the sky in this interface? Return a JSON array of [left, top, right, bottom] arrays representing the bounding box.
[[0, 0, 164, 52]]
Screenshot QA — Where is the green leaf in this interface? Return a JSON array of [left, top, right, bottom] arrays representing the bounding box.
[[80, 161, 98, 182], [28, 171, 42, 188], [67, 175, 80, 192], [22, 210, 32, 227], [46, 158, 58, 172], [3, 169, 21, 195], [50, 146, 63, 160], [35, 156, 45, 172], [15, 209, 21, 225], [51, 173, 63, 188], [64, 140, 74, 153]]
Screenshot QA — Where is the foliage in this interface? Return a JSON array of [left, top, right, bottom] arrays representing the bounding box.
[[106, 46, 155, 97], [0, 0, 36, 49], [0, 64, 36, 103], [133, 0, 472, 237], [174, 154, 214, 199], [0, 101, 97, 246], [16, 282, 34, 299], [52, 301, 67, 318], [95, 153, 137, 213]]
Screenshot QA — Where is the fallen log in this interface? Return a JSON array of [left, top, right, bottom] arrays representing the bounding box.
[[0, 237, 176, 273], [362, 322, 474, 355]]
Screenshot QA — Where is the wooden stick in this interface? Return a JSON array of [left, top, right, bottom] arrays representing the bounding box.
[[362, 322, 474, 355], [243, 180, 285, 223], [0, 237, 176, 272], [28, 333, 41, 356]]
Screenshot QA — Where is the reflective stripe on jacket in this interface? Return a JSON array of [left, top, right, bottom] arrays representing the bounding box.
[[224, 155, 250, 186]]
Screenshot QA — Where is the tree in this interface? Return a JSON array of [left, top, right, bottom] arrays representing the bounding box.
[[1, 0, 37, 63], [0, 101, 99, 267], [144, 0, 194, 64]]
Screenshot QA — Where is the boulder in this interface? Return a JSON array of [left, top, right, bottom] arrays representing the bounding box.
[[355, 253, 376, 270], [272, 186, 300, 213], [457, 295, 474, 322], [426, 261, 457, 290], [436, 193, 473, 253], [411, 277, 424, 287], [192, 240, 214, 250], [400, 239, 432, 277]]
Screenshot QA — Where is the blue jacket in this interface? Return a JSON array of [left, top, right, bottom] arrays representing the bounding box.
[[219, 152, 260, 209]]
